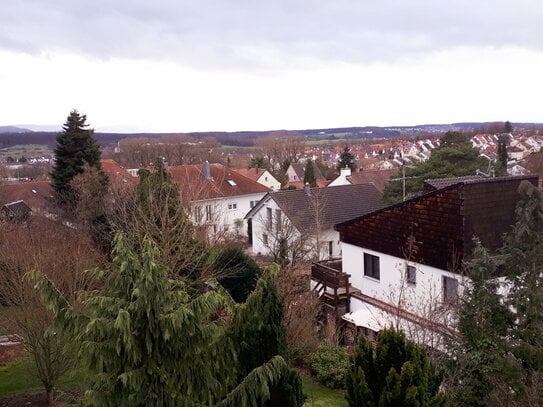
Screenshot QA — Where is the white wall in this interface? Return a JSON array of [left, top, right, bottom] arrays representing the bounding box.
[[248, 198, 341, 260], [328, 168, 351, 187], [342, 242, 465, 316], [257, 171, 281, 191], [192, 192, 267, 237]]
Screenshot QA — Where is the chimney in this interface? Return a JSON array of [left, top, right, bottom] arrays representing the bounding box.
[[203, 161, 211, 179], [304, 182, 311, 196], [340, 167, 351, 177]]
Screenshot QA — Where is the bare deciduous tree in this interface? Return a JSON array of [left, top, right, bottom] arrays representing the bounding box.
[[0, 218, 103, 404]]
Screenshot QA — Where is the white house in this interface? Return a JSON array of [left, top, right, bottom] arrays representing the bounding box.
[[167, 162, 270, 239], [312, 175, 539, 347], [233, 167, 281, 191], [245, 183, 384, 263]]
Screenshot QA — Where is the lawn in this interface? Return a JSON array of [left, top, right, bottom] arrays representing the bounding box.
[[0, 357, 88, 397], [301, 372, 348, 407]]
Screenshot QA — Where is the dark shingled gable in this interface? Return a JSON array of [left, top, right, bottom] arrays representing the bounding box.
[[270, 183, 385, 232], [336, 175, 539, 273]]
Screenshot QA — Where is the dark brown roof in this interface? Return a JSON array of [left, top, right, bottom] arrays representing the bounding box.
[[336, 175, 539, 273], [167, 163, 270, 201], [346, 168, 399, 192], [1, 200, 31, 219], [289, 162, 325, 181], [424, 175, 485, 191], [262, 183, 385, 232]]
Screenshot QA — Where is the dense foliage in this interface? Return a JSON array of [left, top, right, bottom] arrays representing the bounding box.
[[31, 235, 292, 406], [382, 131, 487, 204], [50, 110, 104, 206], [337, 145, 357, 171], [303, 160, 317, 187], [215, 247, 262, 303], [307, 344, 350, 389], [447, 181, 543, 405], [345, 329, 444, 407]]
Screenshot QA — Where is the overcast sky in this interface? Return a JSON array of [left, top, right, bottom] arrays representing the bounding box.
[[2, 0, 543, 132]]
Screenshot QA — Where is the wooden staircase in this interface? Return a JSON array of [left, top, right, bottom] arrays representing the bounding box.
[[311, 260, 354, 315]]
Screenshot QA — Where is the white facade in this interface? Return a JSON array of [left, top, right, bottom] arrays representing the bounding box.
[[328, 168, 351, 187], [249, 197, 341, 260], [256, 170, 281, 191], [343, 243, 465, 316], [286, 166, 301, 182], [192, 192, 267, 237], [339, 242, 464, 348]]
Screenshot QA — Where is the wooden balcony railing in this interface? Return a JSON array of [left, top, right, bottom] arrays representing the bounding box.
[[311, 260, 354, 313]]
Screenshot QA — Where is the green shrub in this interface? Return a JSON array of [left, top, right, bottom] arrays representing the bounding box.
[[307, 344, 350, 389]]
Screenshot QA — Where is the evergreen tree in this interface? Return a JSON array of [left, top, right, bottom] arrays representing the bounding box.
[[231, 266, 304, 406], [337, 145, 357, 171], [505, 121, 513, 133], [215, 247, 262, 303], [303, 160, 317, 187], [447, 243, 520, 406], [51, 110, 103, 206], [497, 135, 509, 174], [128, 161, 208, 283], [503, 181, 543, 395], [31, 235, 290, 406], [383, 131, 486, 204], [345, 329, 443, 407]]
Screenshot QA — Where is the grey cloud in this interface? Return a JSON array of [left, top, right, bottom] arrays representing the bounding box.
[[2, 0, 543, 68]]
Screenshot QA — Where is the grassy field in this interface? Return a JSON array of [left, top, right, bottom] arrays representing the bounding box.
[[301, 372, 348, 407], [0, 357, 345, 405], [0, 357, 88, 397], [0, 144, 52, 159]]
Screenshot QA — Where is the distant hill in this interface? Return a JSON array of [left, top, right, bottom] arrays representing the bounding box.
[[0, 122, 541, 149], [0, 126, 33, 134]]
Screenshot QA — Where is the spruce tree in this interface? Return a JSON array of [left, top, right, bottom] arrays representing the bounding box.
[[303, 160, 317, 187], [447, 243, 519, 406], [503, 181, 543, 395], [51, 110, 103, 206], [337, 145, 357, 172], [231, 266, 304, 406], [31, 235, 290, 406]]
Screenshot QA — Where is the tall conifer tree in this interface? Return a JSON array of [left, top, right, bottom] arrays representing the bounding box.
[[51, 110, 103, 206]]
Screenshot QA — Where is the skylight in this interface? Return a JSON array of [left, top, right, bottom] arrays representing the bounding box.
[[226, 179, 237, 186]]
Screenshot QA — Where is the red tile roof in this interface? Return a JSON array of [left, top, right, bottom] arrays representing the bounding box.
[[0, 181, 54, 212], [167, 163, 270, 201], [100, 159, 137, 185], [234, 167, 266, 182]]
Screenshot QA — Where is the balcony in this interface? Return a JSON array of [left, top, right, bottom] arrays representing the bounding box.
[[311, 259, 359, 315]]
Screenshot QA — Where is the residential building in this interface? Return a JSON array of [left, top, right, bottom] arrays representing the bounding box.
[[166, 162, 270, 238], [328, 167, 398, 192], [245, 183, 384, 263], [311, 175, 538, 347], [233, 167, 281, 191], [286, 162, 328, 189]]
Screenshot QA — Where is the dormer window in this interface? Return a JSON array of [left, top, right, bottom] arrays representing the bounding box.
[[226, 179, 237, 186]]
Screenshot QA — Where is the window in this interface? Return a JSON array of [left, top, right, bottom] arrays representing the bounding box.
[[226, 179, 237, 186], [328, 241, 333, 257], [364, 253, 380, 280], [263, 234, 268, 245], [406, 265, 416, 285], [266, 207, 273, 229], [228, 203, 237, 210], [275, 209, 282, 231], [442, 276, 458, 303], [194, 206, 202, 222], [250, 200, 256, 208], [265, 176, 268, 181], [205, 205, 212, 221]]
